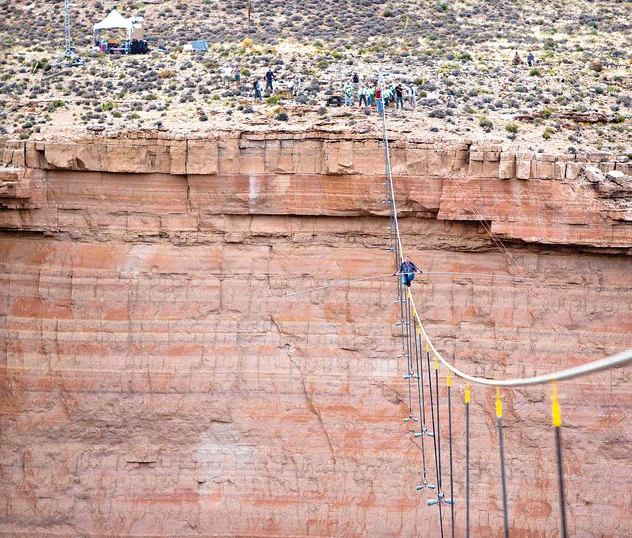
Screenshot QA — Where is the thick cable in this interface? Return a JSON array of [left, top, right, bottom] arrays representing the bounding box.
[[465, 384, 471, 538], [426, 346, 444, 538], [551, 382, 568, 538], [496, 388, 510, 538], [411, 293, 632, 387], [435, 357, 445, 533], [435, 358, 443, 492], [379, 76, 404, 262], [447, 372, 455, 538], [413, 322, 430, 484], [405, 291, 414, 418]]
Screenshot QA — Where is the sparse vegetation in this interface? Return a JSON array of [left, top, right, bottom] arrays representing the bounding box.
[[0, 0, 625, 155]]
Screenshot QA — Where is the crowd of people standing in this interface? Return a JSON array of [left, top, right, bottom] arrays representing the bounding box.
[[243, 67, 419, 111], [346, 76, 418, 111]]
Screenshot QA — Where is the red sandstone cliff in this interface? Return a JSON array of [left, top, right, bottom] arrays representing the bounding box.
[[1, 131, 631, 538]]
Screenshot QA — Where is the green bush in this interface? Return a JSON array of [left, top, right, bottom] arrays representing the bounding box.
[[542, 127, 556, 140], [529, 68, 541, 76], [31, 59, 50, 70], [543, 38, 557, 50], [383, 9, 394, 17], [505, 123, 519, 133], [541, 108, 552, 119], [479, 116, 493, 131]]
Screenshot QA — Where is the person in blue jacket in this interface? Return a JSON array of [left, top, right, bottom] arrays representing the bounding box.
[[396, 255, 422, 287]]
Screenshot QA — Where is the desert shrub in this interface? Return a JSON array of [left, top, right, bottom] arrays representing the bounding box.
[[266, 95, 281, 104], [505, 123, 518, 133], [529, 68, 541, 76], [589, 61, 603, 73], [541, 108, 552, 119], [158, 69, 176, 78], [479, 116, 493, 131], [31, 59, 51, 71], [542, 127, 556, 139], [543, 38, 557, 50], [101, 101, 115, 111], [383, 9, 394, 17]]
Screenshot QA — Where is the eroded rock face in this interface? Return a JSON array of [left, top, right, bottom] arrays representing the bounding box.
[[1, 131, 631, 538]]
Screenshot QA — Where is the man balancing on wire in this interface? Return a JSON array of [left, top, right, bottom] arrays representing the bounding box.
[[396, 255, 423, 287]]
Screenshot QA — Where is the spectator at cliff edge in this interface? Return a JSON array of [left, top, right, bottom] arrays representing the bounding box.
[[265, 68, 275, 92], [375, 85, 384, 114], [253, 79, 262, 101]]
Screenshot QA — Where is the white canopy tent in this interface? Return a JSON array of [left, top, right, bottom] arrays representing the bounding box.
[[93, 8, 144, 44]]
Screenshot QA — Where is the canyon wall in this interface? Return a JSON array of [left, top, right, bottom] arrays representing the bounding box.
[[1, 131, 632, 538]]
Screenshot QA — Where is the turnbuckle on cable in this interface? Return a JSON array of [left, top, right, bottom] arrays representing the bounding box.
[[427, 492, 454, 506]]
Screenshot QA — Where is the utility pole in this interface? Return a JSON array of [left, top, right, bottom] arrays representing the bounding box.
[[247, 1, 252, 35], [53, 0, 84, 67]]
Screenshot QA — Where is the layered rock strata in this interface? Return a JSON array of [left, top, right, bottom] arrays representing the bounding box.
[[1, 131, 631, 538]]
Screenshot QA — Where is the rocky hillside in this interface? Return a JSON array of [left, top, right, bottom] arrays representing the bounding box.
[[0, 0, 630, 154]]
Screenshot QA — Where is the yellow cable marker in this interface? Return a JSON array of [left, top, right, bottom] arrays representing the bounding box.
[[417, 325, 421, 335], [434, 357, 439, 371], [447, 371, 451, 387], [465, 383, 470, 403], [425, 342, 429, 353], [551, 381, 562, 427], [495, 387, 503, 418]]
